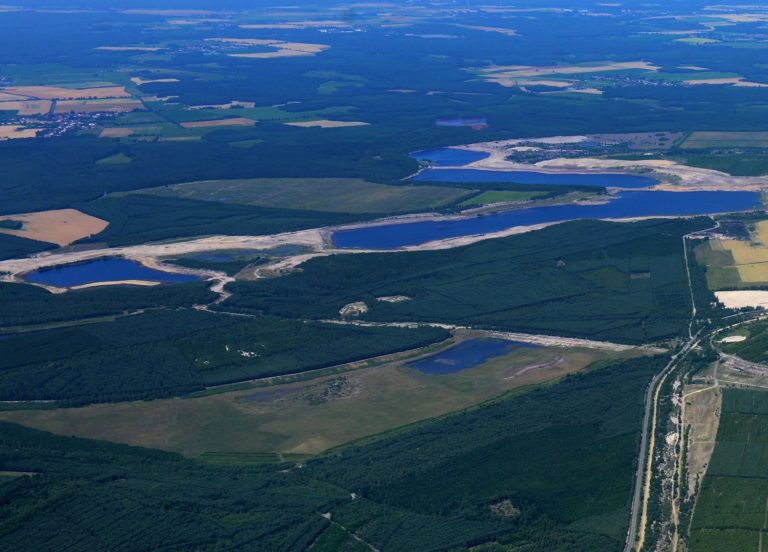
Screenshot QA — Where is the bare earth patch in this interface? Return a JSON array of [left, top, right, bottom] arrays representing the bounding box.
[[0, 209, 109, 246], [180, 117, 255, 129], [715, 290, 768, 309], [285, 120, 369, 128]]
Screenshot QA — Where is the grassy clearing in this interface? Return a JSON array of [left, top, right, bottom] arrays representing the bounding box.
[[0, 342, 629, 457], [130, 177, 473, 214], [682, 131, 768, 149]]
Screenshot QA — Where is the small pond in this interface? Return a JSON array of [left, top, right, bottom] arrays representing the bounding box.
[[407, 338, 537, 375]]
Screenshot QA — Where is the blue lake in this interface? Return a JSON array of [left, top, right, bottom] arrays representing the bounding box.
[[414, 168, 659, 188], [411, 148, 489, 167], [333, 190, 761, 250], [25, 257, 200, 287], [408, 339, 536, 375]]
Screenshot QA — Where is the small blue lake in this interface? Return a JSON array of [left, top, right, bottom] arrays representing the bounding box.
[[25, 257, 199, 288], [414, 168, 659, 188], [408, 339, 536, 375], [333, 190, 761, 250], [411, 148, 489, 167]]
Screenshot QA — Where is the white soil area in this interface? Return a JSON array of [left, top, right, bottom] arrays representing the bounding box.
[[720, 335, 747, 343], [716, 290, 768, 309]]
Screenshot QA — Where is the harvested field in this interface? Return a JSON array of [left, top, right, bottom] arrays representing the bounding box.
[[0, 208, 108, 246], [0, 100, 51, 115], [180, 117, 255, 129], [95, 46, 164, 52], [0, 125, 40, 140], [240, 20, 349, 29], [129, 177, 472, 213], [224, 40, 330, 59], [55, 98, 145, 114], [284, 119, 369, 128], [455, 24, 517, 36], [0, 343, 627, 457], [99, 127, 135, 138], [684, 77, 768, 87], [130, 77, 179, 86], [2, 85, 130, 100]]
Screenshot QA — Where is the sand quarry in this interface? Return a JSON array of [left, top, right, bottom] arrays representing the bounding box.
[[0, 209, 109, 246]]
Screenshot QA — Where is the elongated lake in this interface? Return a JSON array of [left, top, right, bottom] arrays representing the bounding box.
[[408, 338, 536, 375], [411, 148, 489, 167], [333, 190, 761, 249], [25, 258, 199, 288]]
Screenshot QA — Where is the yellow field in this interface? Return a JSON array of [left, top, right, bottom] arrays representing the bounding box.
[[285, 120, 369, 128], [455, 24, 518, 36], [0, 208, 108, 246], [180, 117, 255, 129], [0, 125, 40, 140], [0, 344, 628, 457]]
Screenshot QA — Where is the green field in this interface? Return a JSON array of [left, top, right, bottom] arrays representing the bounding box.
[[458, 190, 545, 208], [682, 132, 768, 149], [0, 355, 661, 551], [128, 177, 474, 214], [0, 339, 628, 456], [690, 389, 768, 551]]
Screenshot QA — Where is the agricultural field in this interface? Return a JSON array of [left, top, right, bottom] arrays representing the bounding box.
[[689, 389, 768, 551], [0, 209, 108, 246], [696, 219, 768, 291], [0, 337, 631, 456]]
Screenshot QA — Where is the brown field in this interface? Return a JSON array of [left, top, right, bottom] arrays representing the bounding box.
[[0, 125, 40, 140], [55, 98, 145, 114], [130, 77, 180, 86], [96, 46, 164, 52], [2, 85, 130, 100], [0, 91, 31, 101], [240, 20, 350, 29], [99, 127, 135, 138], [684, 77, 768, 87], [482, 60, 658, 78], [122, 9, 218, 15], [456, 24, 517, 36], [0, 99, 52, 115], [0, 344, 627, 457], [180, 117, 255, 129], [0, 208, 108, 246], [229, 42, 330, 59], [284, 119, 369, 128], [207, 38, 277, 46]]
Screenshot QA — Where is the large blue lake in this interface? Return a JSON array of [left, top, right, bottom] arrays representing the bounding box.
[[414, 168, 659, 188], [333, 190, 761, 250], [25, 257, 199, 287], [408, 338, 536, 375]]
